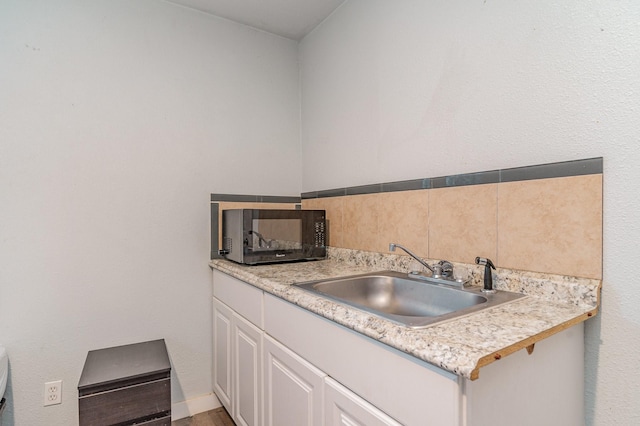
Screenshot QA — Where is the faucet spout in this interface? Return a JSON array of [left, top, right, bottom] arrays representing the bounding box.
[[389, 243, 434, 273]]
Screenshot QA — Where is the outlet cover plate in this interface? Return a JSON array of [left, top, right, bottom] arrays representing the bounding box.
[[44, 380, 62, 406]]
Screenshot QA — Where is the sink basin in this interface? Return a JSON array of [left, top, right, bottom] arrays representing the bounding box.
[[295, 271, 525, 328]]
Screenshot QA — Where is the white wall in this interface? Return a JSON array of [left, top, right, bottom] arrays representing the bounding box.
[[300, 1, 640, 425], [0, 1, 299, 424]]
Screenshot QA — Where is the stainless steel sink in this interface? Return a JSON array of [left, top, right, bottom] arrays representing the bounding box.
[[294, 270, 525, 328]]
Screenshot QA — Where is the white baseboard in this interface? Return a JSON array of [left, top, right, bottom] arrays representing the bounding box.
[[171, 392, 221, 420]]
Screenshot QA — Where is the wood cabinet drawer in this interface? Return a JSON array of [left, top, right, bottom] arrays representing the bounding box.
[[79, 378, 170, 426], [78, 339, 171, 426]]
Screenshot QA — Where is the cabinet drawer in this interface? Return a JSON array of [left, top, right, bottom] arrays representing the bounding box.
[[213, 270, 263, 327], [79, 378, 170, 426]]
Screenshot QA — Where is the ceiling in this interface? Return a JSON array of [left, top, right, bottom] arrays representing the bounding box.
[[166, 0, 346, 41]]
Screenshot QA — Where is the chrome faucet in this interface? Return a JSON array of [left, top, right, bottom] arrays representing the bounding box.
[[389, 243, 434, 273], [389, 243, 455, 280]]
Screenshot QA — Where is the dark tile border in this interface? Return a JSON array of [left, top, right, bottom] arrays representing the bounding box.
[[211, 194, 301, 203], [499, 157, 603, 183], [431, 170, 500, 189], [301, 188, 348, 199], [345, 184, 383, 196], [301, 157, 602, 199], [382, 178, 431, 192]]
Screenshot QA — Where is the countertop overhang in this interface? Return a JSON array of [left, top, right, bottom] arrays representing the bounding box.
[[210, 249, 600, 380]]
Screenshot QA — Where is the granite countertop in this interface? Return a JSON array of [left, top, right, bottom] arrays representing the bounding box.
[[210, 248, 600, 380]]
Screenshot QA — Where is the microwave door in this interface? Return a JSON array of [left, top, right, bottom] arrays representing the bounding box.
[[248, 230, 275, 251], [251, 218, 301, 252]]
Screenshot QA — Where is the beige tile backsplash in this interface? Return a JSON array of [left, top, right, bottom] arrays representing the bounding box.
[[342, 194, 380, 251], [429, 184, 498, 264], [378, 190, 429, 255], [303, 190, 430, 257], [302, 174, 603, 279], [497, 174, 603, 279]]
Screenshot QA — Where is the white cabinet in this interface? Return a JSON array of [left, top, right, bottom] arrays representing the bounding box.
[[263, 290, 584, 426], [212, 298, 233, 410], [212, 271, 264, 426], [233, 313, 263, 426], [212, 269, 584, 426], [324, 378, 402, 426], [263, 335, 325, 426], [212, 297, 263, 426]]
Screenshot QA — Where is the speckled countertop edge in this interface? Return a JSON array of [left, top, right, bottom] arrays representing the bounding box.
[[209, 248, 600, 380]]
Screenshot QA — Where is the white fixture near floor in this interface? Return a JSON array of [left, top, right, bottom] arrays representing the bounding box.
[[0, 345, 7, 399]]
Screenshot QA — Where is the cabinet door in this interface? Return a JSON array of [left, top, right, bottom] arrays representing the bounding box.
[[213, 298, 233, 412], [263, 335, 325, 426], [325, 378, 402, 426], [234, 313, 263, 426]]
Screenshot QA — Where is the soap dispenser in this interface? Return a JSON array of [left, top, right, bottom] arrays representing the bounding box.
[[475, 257, 496, 293]]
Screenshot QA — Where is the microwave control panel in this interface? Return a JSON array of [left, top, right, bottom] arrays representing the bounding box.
[[314, 221, 326, 247]]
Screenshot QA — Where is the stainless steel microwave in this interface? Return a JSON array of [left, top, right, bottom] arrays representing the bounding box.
[[221, 209, 327, 265]]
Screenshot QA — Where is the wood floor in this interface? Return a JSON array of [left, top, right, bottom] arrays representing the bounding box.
[[171, 407, 235, 426]]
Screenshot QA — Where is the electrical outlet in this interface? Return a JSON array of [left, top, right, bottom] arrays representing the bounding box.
[[44, 380, 62, 406]]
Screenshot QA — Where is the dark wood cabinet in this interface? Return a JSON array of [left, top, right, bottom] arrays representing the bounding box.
[[78, 339, 171, 426]]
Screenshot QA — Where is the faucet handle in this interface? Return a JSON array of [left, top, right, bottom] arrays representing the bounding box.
[[432, 263, 443, 278], [438, 260, 454, 278]]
